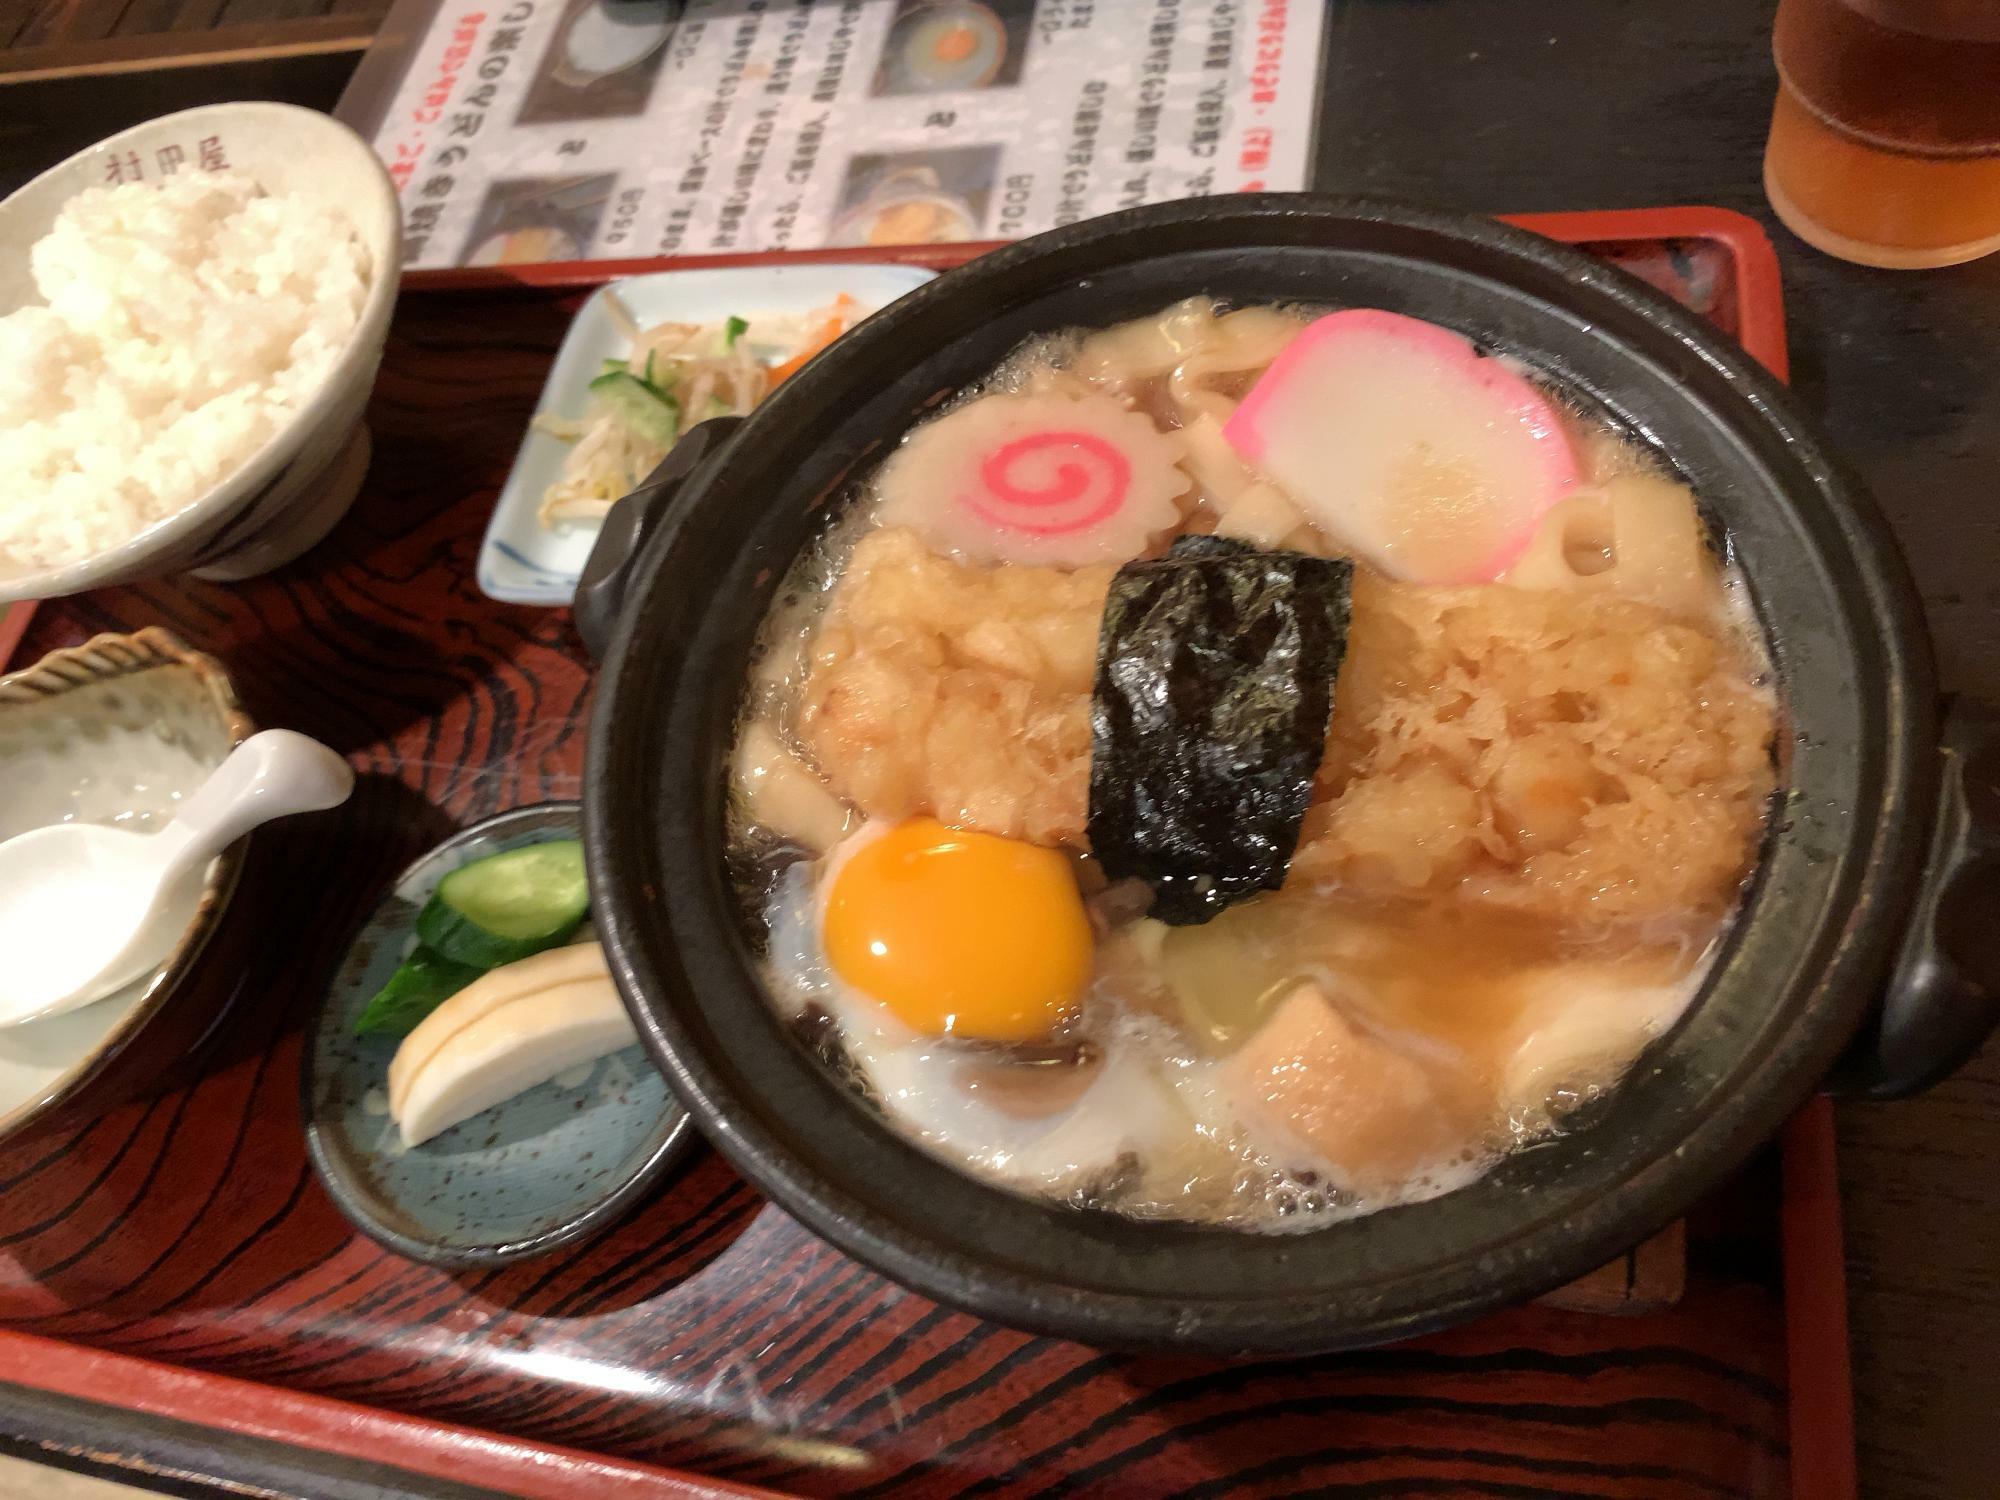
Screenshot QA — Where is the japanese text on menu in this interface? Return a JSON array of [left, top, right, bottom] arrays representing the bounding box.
[[357, 0, 1324, 269]]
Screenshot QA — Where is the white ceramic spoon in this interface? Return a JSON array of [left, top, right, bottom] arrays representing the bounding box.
[[0, 729, 354, 1028]]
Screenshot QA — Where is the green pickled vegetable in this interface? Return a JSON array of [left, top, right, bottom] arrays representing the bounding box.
[[415, 839, 589, 968], [355, 947, 484, 1037], [587, 370, 679, 446]]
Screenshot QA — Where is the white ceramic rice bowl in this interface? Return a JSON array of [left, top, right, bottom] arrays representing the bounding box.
[[0, 102, 401, 602]]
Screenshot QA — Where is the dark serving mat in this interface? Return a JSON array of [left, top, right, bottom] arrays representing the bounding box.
[[0, 211, 1843, 1499]]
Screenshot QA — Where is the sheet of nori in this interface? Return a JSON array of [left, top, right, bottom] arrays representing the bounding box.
[[1088, 535, 1353, 926]]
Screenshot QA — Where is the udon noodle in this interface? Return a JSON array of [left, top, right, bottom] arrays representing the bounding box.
[[727, 297, 1776, 1231]]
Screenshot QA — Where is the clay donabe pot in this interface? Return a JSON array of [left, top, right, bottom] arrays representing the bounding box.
[[576, 196, 2000, 1354]]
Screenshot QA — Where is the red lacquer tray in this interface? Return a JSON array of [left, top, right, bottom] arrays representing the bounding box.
[[0, 208, 1854, 1500]]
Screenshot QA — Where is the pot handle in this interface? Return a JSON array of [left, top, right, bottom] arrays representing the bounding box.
[[574, 416, 745, 662], [1826, 695, 2000, 1100]]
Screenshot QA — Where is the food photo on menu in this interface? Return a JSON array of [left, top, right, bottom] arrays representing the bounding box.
[[0, 1, 1996, 1497]]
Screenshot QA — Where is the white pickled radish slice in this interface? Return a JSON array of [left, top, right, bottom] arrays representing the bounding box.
[[874, 392, 1188, 568], [1223, 310, 1581, 583], [387, 942, 609, 1119], [394, 976, 636, 1147]]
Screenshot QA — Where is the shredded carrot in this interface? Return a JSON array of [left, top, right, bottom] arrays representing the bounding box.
[[769, 294, 859, 385]]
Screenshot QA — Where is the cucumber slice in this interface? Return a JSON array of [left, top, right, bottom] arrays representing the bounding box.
[[415, 839, 589, 968], [587, 370, 679, 447], [355, 947, 485, 1037]]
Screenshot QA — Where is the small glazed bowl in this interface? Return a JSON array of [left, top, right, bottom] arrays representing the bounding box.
[[0, 628, 252, 1144], [0, 102, 401, 602], [303, 804, 694, 1268]]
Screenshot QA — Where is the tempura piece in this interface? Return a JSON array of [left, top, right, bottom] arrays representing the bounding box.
[[796, 528, 1111, 845], [1296, 571, 1775, 925]]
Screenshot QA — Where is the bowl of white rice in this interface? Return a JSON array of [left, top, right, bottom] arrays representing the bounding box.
[[0, 102, 400, 601]]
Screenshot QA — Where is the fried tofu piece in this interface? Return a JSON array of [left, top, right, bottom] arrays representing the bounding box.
[[1221, 981, 1469, 1193]]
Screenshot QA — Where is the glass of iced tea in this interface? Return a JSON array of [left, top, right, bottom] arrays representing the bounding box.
[[1764, 0, 2000, 268]]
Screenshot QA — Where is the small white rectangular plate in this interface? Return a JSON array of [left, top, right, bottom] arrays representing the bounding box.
[[477, 262, 939, 606]]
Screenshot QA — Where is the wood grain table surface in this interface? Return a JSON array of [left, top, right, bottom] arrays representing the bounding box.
[[1318, 5, 2000, 1497]]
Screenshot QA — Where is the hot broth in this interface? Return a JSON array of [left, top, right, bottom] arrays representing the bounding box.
[[726, 298, 1776, 1230]]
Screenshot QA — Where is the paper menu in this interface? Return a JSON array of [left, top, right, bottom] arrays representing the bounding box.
[[338, 0, 1327, 268]]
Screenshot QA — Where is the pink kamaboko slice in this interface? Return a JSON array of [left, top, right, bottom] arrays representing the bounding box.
[[874, 392, 1189, 568], [1222, 310, 1581, 583]]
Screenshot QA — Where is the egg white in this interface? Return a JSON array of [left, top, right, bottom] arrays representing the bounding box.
[[763, 830, 1189, 1191]]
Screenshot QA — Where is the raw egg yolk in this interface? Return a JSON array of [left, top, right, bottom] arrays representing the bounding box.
[[933, 23, 979, 63], [824, 818, 1092, 1041]]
